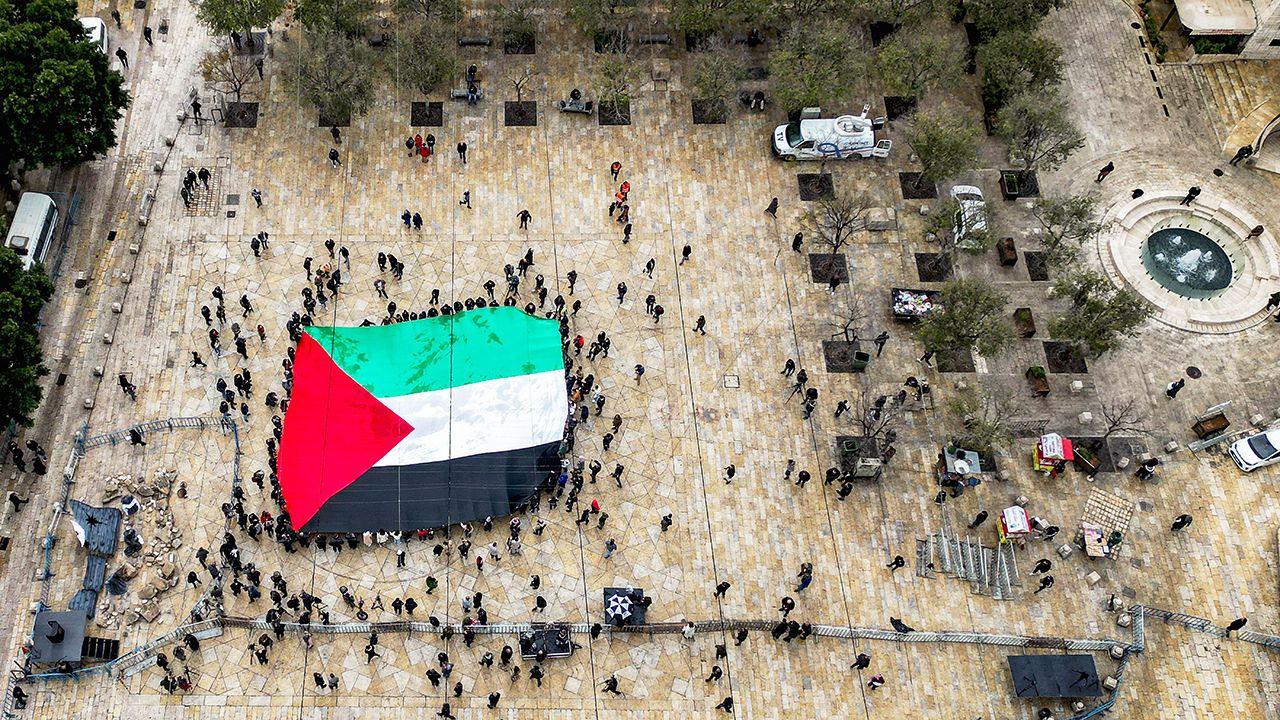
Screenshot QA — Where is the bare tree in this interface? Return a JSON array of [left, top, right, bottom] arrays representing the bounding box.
[[509, 67, 537, 102], [199, 48, 260, 102], [828, 294, 868, 342], [1099, 396, 1150, 439], [946, 383, 1018, 451], [591, 40, 641, 123], [850, 388, 905, 442], [803, 189, 871, 254]]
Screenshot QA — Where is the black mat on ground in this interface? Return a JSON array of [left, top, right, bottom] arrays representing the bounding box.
[[68, 500, 122, 556], [1008, 654, 1101, 698], [29, 610, 87, 664], [69, 589, 99, 618], [83, 555, 107, 591]]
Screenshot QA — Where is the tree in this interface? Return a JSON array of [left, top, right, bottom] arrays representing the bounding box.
[[860, 0, 939, 25], [568, 0, 631, 36], [916, 279, 1013, 358], [199, 48, 260, 102], [774, 0, 859, 17], [828, 295, 868, 342], [393, 19, 460, 96], [768, 22, 866, 113], [976, 30, 1063, 108], [509, 67, 537, 102], [1098, 396, 1150, 439], [850, 388, 905, 441], [0, 247, 54, 429], [285, 32, 376, 120], [672, 0, 767, 38], [946, 383, 1018, 452], [194, 0, 287, 43], [965, 0, 1064, 39], [905, 111, 979, 193], [294, 0, 374, 36], [396, 0, 461, 22], [498, 0, 537, 49], [1031, 193, 1105, 269], [995, 90, 1084, 179], [592, 48, 641, 122], [924, 196, 995, 257], [0, 0, 130, 172], [804, 189, 871, 254], [690, 39, 745, 122], [874, 21, 964, 99], [1049, 269, 1152, 358]]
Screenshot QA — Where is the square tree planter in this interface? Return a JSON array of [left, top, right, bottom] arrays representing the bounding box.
[[808, 253, 848, 284], [410, 101, 443, 127], [504, 32, 535, 54], [1025, 251, 1051, 281], [797, 173, 834, 201], [691, 98, 728, 124], [598, 101, 631, 126], [224, 102, 259, 128], [936, 346, 976, 373], [1043, 341, 1089, 374], [823, 341, 869, 373], [884, 95, 916, 121], [1025, 366, 1050, 397], [1013, 307, 1036, 338], [595, 31, 627, 53], [504, 101, 537, 126], [914, 253, 953, 282], [898, 172, 938, 200]]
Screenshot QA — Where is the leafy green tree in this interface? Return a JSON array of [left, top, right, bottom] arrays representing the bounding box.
[[498, 0, 537, 49], [906, 111, 979, 193], [773, 0, 859, 16], [995, 90, 1084, 179], [194, 0, 287, 42], [285, 32, 376, 120], [966, 0, 1064, 39], [976, 30, 1062, 108], [568, 0, 631, 36], [1049, 270, 1152, 358], [916, 279, 1013, 358], [0, 247, 54, 429], [0, 0, 130, 172], [860, 0, 939, 26], [1031, 193, 1104, 268], [672, 0, 768, 38], [875, 22, 964, 100], [393, 19, 460, 96], [768, 22, 866, 113], [295, 0, 374, 36], [396, 0, 461, 21], [690, 39, 745, 121]]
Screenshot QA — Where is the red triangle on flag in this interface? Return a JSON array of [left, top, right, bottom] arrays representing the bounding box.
[[278, 333, 412, 530]]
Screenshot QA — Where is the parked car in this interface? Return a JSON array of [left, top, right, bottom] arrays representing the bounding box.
[[1228, 429, 1280, 472], [950, 185, 988, 249], [772, 106, 891, 161], [5, 192, 60, 272], [79, 17, 108, 54]]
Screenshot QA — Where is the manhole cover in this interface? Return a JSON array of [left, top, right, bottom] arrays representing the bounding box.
[[1186, 366, 1202, 379]]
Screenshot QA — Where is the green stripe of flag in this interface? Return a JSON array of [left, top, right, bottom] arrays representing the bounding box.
[[304, 307, 563, 397]]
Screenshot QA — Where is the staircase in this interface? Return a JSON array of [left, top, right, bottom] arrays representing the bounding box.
[[916, 509, 1021, 601], [1194, 62, 1258, 131]]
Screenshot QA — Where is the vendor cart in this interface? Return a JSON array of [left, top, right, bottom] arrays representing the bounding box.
[[1032, 433, 1074, 475], [998, 506, 1031, 545]]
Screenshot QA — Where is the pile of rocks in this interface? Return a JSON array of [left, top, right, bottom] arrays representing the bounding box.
[[95, 470, 186, 628]]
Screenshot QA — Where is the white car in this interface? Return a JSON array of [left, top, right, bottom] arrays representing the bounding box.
[[79, 17, 108, 54], [1229, 429, 1280, 472], [950, 185, 988, 248]]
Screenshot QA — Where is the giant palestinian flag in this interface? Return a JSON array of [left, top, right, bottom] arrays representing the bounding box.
[[278, 307, 568, 533]]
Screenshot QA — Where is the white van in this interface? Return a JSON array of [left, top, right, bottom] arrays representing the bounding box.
[[772, 106, 892, 161], [6, 192, 59, 271]]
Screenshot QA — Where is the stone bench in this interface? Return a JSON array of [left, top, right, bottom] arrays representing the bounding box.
[[457, 36, 491, 46], [637, 33, 671, 45], [449, 88, 485, 101]]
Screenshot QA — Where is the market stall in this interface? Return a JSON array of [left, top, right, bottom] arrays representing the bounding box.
[[998, 506, 1031, 545], [1032, 433, 1074, 474]]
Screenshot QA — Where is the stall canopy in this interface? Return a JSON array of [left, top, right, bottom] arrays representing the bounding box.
[[279, 307, 568, 532], [1008, 654, 1102, 698]]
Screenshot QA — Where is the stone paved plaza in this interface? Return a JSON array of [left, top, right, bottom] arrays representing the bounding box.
[[3, 0, 1280, 717]]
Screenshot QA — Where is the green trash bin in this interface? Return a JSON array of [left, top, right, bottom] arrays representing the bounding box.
[[850, 351, 871, 371]]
